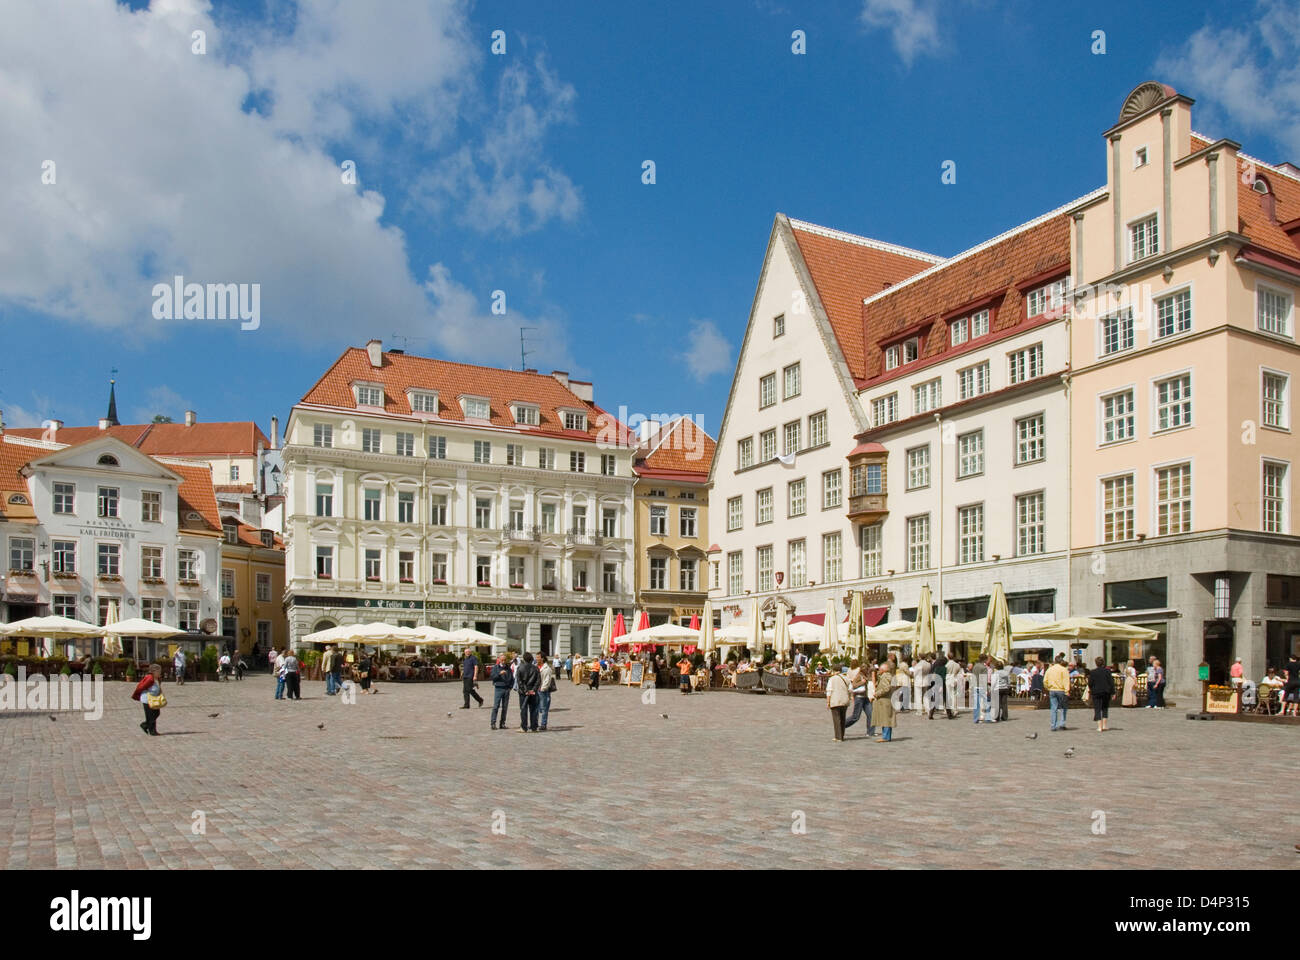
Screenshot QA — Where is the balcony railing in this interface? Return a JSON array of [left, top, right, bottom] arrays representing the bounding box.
[[501, 525, 540, 542], [567, 529, 601, 546]]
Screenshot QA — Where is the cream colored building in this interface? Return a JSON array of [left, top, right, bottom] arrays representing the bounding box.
[[282, 341, 636, 656]]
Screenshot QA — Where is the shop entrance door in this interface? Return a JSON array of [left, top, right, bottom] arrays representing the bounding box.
[[540, 624, 553, 657], [1202, 619, 1234, 685]]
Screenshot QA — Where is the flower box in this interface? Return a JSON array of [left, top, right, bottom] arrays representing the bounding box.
[[178, 579, 201, 587], [315, 575, 332, 581], [573, 586, 588, 592], [8, 569, 35, 577], [399, 578, 413, 584], [477, 581, 492, 587], [142, 577, 166, 585], [510, 583, 525, 589], [53, 571, 80, 580], [366, 577, 380, 582], [98, 574, 122, 582], [431, 579, 447, 585]]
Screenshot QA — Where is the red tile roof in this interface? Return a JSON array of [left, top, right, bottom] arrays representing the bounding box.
[[223, 519, 284, 551], [5, 422, 270, 457], [634, 418, 716, 481], [298, 347, 634, 446], [859, 212, 1072, 387], [788, 221, 939, 380], [160, 460, 222, 534], [0, 438, 42, 520]]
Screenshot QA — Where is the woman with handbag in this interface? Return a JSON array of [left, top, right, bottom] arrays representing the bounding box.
[[132, 664, 166, 736], [826, 667, 852, 742], [874, 662, 897, 742], [358, 650, 374, 695]]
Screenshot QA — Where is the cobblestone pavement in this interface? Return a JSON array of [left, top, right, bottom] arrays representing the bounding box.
[[1, 674, 1295, 870]]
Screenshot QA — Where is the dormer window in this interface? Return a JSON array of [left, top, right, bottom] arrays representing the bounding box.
[[563, 410, 588, 432], [462, 396, 490, 420], [513, 403, 540, 426], [1134, 146, 1149, 168], [885, 345, 900, 370], [1252, 177, 1270, 195], [969, 310, 989, 338], [260, 530, 274, 548], [356, 384, 383, 407], [950, 317, 968, 346], [223, 524, 238, 545], [409, 390, 438, 414], [1027, 278, 1071, 319]]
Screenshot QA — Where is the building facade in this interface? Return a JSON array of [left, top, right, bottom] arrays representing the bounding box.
[[1068, 82, 1300, 694], [632, 418, 715, 625], [218, 519, 287, 657], [282, 340, 636, 656]]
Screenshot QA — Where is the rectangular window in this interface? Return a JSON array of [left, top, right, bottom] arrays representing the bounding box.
[[808, 411, 827, 448], [871, 394, 898, 426], [728, 551, 743, 595], [475, 556, 492, 586], [861, 524, 882, 578], [474, 498, 492, 529], [958, 362, 989, 400], [907, 446, 931, 490], [907, 516, 930, 572], [430, 552, 448, 582], [52, 540, 76, 574], [759, 373, 776, 408], [507, 500, 525, 532], [783, 420, 801, 456], [822, 469, 841, 509], [1130, 215, 1159, 261], [904, 338, 919, 363], [1258, 286, 1292, 336], [572, 561, 589, 590], [950, 317, 968, 346], [757, 488, 773, 524], [1101, 309, 1134, 355], [649, 557, 667, 591], [364, 549, 382, 581], [178, 550, 198, 581], [256, 572, 271, 602], [958, 504, 984, 564], [1155, 463, 1192, 536], [429, 494, 448, 526], [395, 432, 415, 457], [788, 539, 806, 588], [1155, 289, 1192, 338], [1102, 475, 1136, 543], [398, 551, 415, 582], [362, 428, 382, 453], [760, 430, 776, 463], [603, 563, 618, 593], [970, 309, 990, 338], [1015, 414, 1045, 464], [601, 454, 617, 476], [357, 385, 382, 406], [680, 507, 698, 538], [541, 503, 557, 533], [178, 600, 199, 632], [757, 545, 773, 592], [788, 479, 806, 517], [53, 594, 77, 620], [563, 411, 587, 431], [363, 488, 382, 522], [738, 437, 754, 470], [679, 559, 698, 592], [1008, 344, 1044, 384], [140, 598, 162, 624], [142, 546, 163, 580], [53, 482, 76, 515], [427, 435, 447, 459], [570, 450, 586, 473], [913, 379, 941, 414], [221, 568, 235, 598], [783, 362, 801, 400], [822, 532, 842, 583], [506, 443, 524, 467], [313, 423, 333, 448], [473, 440, 491, 464], [1103, 577, 1168, 611], [97, 543, 120, 576], [465, 398, 490, 419], [727, 496, 743, 531], [885, 345, 900, 370], [411, 392, 437, 413], [649, 505, 667, 536], [1155, 374, 1192, 431], [1263, 372, 1289, 428], [514, 404, 539, 425], [542, 559, 557, 588], [1027, 278, 1070, 318], [1101, 390, 1135, 444], [9, 536, 35, 572], [1016, 492, 1045, 556], [773, 314, 785, 338], [957, 430, 984, 478], [138, 489, 161, 523], [398, 491, 415, 523], [1263, 460, 1288, 533], [538, 448, 556, 470], [97, 486, 119, 519], [257, 621, 271, 648], [602, 507, 618, 538]]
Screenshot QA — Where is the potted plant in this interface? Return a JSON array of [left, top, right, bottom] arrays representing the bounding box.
[[431, 578, 447, 585], [125, 663, 137, 681], [199, 646, 219, 681], [477, 580, 491, 587], [91, 661, 103, 676], [510, 583, 525, 589]]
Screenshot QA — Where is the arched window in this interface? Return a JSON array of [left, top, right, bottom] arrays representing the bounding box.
[[97, 454, 119, 466]]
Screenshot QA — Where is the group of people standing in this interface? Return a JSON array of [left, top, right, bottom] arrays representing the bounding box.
[[461, 651, 558, 732]]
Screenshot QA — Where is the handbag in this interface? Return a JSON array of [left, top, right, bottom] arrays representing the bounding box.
[[146, 692, 167, 709]]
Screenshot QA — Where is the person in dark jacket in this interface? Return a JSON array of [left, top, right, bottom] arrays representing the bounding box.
[[461, 651, 483, 709], [489, 655, 513, 730], [1088, 656, 1115, 732], [515, 652, 542, 732]]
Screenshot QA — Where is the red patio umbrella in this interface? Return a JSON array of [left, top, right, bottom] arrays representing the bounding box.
[[637, 611, 650, 631], [689, 613, 700, 630], [613, 612, 627, 639]]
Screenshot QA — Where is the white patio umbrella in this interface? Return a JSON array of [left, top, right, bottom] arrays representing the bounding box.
[[823, 599, 841, 657], [982, 582, 1012, 663], [446, 627, 503, 647], [3, 615, 106, 639], [786, 619, 824, 649], [772, 604, 790, 662], [599, 607, 615, 656], [701, 600, 715, 655], [102, 618, 186, 639], [746, 598, 762, 659]]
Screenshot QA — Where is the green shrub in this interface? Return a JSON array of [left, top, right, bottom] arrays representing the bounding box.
[[300, 649, 321, 668], [4, 661, 16, 676], [92, 661, 103, 675], [200, 646, 219, 674]]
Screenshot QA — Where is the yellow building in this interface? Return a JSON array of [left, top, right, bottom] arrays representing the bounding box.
[[218, 519, 287, 657], [632, 419, 716, 626]]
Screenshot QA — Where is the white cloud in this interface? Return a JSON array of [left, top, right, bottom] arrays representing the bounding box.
[[682, 320, 732, 381], [1, 402, 46, 430], [859, 0, 943, 66], [130, 385, 191, 424], [1155, 1, 1300, 158], [0, 0, 581, 354]]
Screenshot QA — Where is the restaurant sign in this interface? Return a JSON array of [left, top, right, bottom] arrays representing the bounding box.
[[360, 598, 422, 611], [861, 586, 894, 606], [291, 595, 597, 617], [1204, 685, 1239, 714]]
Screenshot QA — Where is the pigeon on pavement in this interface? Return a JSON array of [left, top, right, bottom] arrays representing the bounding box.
[[1025, 733, 1038, 740]]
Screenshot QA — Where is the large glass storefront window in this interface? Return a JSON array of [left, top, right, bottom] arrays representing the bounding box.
[[1104, 578, 1168, 612], [1105, 622, 1167, 670], [1266, 620, 1300, 672]]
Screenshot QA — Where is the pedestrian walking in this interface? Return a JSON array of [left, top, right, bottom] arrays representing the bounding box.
[[1045, 655, 1070, 731], [173, 647, 186, 685], [873, 662, 897, 742], [283, 649, 302, 700], [945, 652, 964, 715], [993, 659, 1011, 722], [131, 664, 166, 736], [516, 652, 542, 732], [676, 654, 693, 694], [321, 646, 336, 695], [273, 648, 287, 700], [1088, 656, 1114, 732], [826, 666, 852, 742], [971, 655, 990, 723], [1148, 658, 1166, 709], [588, 656, 601, 690], [928, 653, 955, 719], [538, 654, 557, 731], [842, 659, 875, 737], [1122, 660, 1138, 707], [461, 650, 483, 709], [489, 655, 513, 729], [564, 655, 573, 680]]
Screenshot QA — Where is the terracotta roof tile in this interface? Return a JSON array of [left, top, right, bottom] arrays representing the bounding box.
[[224, 519, 284, 550], [298, 348, 634, 446], [5, 422, 270, 457], [162, 461, 222, 534], [0, 438, 42, 520], [635, 418, 716, 480], [788, 223, 939, 380]]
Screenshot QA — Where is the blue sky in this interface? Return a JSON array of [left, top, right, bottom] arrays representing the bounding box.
[[2, 0, 1297, 437]]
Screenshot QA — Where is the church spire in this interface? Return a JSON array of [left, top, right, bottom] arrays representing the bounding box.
[[106, 378, 120, 427]]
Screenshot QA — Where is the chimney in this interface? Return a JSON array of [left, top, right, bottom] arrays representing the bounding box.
[[270, 416, 280, 450], [0, 408, 5, 437], [551, 370, 570, 389], [98, 418, 110, 431], [366, 339, 383, 368], [185, 410, 196, 427]]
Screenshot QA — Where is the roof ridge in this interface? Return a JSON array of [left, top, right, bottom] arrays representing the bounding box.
[[3, 435, 65, 451], [861, 187, 1107, 307], [1190, 129, 1300, 186], [786, 217, 944, 264]]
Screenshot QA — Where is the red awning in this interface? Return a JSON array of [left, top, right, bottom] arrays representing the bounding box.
[[864, 607, 888, 627], [789, 613, 826, 625]]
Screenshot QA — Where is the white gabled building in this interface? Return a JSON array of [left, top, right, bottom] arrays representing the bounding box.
[[707, 214, 940, 629]]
